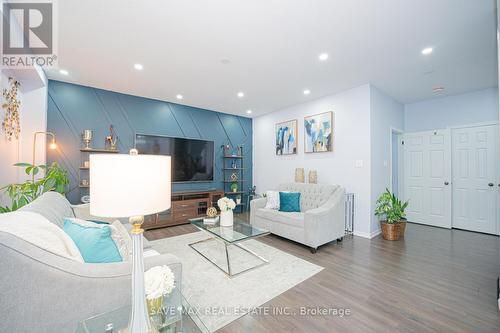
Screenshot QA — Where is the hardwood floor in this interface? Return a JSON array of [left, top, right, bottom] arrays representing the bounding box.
[[145, 220, 500, 333]]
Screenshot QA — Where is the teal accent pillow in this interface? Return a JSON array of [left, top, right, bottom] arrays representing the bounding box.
[[279, 192, 301, 212], [63, 218, 122, 263]]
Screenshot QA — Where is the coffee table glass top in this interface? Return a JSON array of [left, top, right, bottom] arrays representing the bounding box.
[[189, 216, 269, 243]]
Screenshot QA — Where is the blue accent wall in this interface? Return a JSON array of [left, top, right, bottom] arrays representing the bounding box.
[[47, 80, 252, 204]]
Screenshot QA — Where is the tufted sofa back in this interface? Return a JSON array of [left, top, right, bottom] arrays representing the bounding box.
[[276, 183, 340, 212]]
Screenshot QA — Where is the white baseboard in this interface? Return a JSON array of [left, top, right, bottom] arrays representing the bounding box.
[[353, 229, 382, 239]]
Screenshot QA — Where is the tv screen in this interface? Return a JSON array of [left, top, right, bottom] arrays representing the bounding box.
[[135, 134, 214, 182]]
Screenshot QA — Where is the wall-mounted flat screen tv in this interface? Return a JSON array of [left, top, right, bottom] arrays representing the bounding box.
[[135, 134, 214, 182]]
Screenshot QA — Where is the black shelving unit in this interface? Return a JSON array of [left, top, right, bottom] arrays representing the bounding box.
[[222, 150, 246, 212]]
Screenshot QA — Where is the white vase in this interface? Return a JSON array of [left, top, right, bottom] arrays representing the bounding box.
[[220, 210, 234, 227]]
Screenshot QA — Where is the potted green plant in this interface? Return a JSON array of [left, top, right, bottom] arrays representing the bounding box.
[[375, 189, 409, 240], [230, 182, 238, 193], [0, 162, 69, 213]]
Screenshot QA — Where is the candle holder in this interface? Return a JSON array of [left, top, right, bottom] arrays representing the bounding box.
[[83, 130, 93, 149]]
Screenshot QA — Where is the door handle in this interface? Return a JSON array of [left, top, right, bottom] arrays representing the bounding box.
[[488, 183, 494, 187], [444, 181, 449, 185]]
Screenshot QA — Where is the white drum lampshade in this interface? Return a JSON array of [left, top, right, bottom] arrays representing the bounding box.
[[90, 152, 171, 333], [90, 153, 171, 217]]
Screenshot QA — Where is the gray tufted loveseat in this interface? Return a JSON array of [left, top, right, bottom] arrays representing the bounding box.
[[250, 183, 345, 252]]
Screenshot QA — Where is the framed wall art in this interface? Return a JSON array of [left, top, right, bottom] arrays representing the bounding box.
[[304, 111, 333, 153], [275, 119, 297, 155]]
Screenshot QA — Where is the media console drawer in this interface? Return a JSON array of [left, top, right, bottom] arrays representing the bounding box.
[[172, 201, 197, 210], [173, 208, 198, 220]]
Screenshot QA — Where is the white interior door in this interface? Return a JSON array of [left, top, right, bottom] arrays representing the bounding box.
[[451, 124, 498, 234], [403, 130, 451, 228]]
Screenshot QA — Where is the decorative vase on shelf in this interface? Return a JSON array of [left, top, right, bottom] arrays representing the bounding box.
[[308, 170, 318, 184], [295, 168, 305, 183], [220, 210, 234, 227]]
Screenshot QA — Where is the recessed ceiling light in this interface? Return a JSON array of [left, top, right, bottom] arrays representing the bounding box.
[[421, 47, 433, 55], [237, 92, 245, 98], [246, 109, 252, 114], [134, 63, 143, 70], [59, 69, 68, 75], [432, 86, 445, 93], [176, 94, 183, 100], [303, 89, 311, 95], [318, 53, 329, 61]]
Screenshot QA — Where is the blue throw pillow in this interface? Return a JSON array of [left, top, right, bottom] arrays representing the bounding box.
[[279, 192, 301, 212], [63, 218, 122, 263]]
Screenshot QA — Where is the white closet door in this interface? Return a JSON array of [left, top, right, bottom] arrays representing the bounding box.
[[403, 130, 451, 228], [452, 124, 498, 234]]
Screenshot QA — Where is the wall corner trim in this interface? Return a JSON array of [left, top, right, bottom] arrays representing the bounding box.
[[353, 228, 382, 239]]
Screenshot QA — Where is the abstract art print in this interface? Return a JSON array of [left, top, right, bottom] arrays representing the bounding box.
[[275, 119, 297, 155], [304, 111, 333, 153]]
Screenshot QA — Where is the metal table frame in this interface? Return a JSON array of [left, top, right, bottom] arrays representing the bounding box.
[[188, 228, 270, 278]]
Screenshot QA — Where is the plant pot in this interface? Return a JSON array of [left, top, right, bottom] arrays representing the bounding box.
[[380, 221, 401, 240], [220, 210, 234, 227], [399, 220, 406, 238]]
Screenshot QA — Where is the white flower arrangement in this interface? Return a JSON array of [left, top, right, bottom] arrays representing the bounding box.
[[144, 265, 175, 300], [217, 197, 236, 212]]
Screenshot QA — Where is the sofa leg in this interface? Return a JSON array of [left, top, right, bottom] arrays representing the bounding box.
[[310, 247, 317, 254], [337, 237, 344, 242]]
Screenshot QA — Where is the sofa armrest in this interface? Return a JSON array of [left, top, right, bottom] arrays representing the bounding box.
[[304, 188, 346, 248], [250, 197, 267, 225], [0, 232, 181, 333], [71, 203, 122, 223], [250, 197, 267, 211], [71, 203, 89, 219]]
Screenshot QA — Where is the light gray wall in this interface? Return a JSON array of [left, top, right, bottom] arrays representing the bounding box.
[[370, 86, 404, 234], [253, 84, 373, 237], [404, 88, 498, 132], [0, 69, 47, 208]]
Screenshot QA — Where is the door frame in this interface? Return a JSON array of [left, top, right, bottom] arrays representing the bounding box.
[[447, 121, 499, 130], [389, 127, 404, 195]]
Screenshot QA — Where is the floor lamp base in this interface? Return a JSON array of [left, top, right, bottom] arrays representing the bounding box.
[[127, 215, 158, 333]]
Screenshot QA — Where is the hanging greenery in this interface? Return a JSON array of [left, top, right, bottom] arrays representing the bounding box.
[[2, 77, 21, 141]]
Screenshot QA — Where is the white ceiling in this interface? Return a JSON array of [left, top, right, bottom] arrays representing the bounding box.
[[47, 0, 498, 117]]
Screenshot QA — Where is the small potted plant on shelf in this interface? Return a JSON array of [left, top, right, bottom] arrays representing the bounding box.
[[230, 182, 238, 193], [235, 195, 241, 205], [375, 189, 409, 240]]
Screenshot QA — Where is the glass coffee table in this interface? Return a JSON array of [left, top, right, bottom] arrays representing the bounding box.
[[188, 217, 270, 277]]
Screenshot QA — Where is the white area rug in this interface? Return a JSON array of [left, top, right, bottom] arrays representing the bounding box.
[[150, 231, 323, 332]]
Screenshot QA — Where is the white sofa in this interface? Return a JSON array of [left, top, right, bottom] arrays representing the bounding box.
[[250, 183, 345, 252]]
